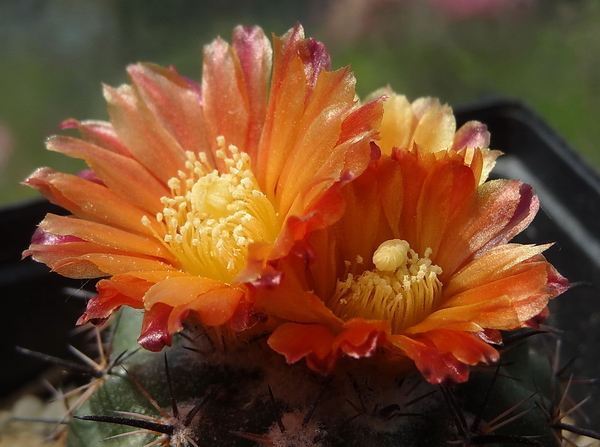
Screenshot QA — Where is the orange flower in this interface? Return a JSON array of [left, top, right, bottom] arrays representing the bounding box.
[[23, 25, 383, 351], [251, 91, 568, 385]]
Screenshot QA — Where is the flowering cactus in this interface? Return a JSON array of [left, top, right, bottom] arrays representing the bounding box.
[[23, 24, 582, 447]]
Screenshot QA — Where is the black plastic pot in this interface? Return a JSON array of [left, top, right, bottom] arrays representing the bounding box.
[[0, 200, 91, 399], [2, 98, 599, 430]]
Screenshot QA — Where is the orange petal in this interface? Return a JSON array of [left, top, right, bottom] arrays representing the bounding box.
[[143, 276, 244, 328], [104, 83, 186, 183], [276, 173, 352, 260], [268, 322, 338, 374], [444, 243, 551, 297], [419, 328, 499, 366], [435, 180, 539, 278], [61, 119, 132, 157], [392, 147, 434, 245], [25, 240, 172, 278], [77, 274, 150, 326], [202, 36, 250, 157], [127, 63, 212, 162], [443, 259, 550, 311], [47, 136, 167, 215], [231, 25, 271, 158], [166, 286, 245, 331], [405, 296, 514, 334], [52, 249, 175, 278], [274, 67, 358, 213], [290, 98, 384, 217], [38, 214, 175, 262], [391, 335, 470, 385], [252, 255, 342, 328], [414, 152, 477, 256], [24, 168, 159, 237], [334, 319, 390, 359]]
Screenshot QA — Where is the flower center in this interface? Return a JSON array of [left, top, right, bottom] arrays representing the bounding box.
[[328, 239, 444, 333], [143, 137, 279, 283]]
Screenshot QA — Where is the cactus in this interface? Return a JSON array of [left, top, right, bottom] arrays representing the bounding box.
[[19, 23, 598, 447], [63, 307, 557, 447]]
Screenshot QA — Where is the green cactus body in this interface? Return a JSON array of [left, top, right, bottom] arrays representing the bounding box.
[[67, 307, 557, 447]]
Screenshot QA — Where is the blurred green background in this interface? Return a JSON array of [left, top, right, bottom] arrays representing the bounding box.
[[1, 0, 599, 204]]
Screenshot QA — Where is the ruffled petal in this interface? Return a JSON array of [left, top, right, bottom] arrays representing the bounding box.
[[77, 274, 152, 326], [143, 276, 245, 328], [334, 319, 390, 359], [268, 322, 338, 375], [418, 329, 499, 366], [252, 255, 342, 328], [391, 335, 470, 385], [138, 302, 173, 351], [392, 329, 499, 385]]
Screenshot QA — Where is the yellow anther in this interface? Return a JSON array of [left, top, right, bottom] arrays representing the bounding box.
[[144, 138, 280, 283]]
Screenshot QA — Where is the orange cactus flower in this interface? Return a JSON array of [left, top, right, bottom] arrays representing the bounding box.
[[251, 91, 568, 385], [23, 25, 383, 351]]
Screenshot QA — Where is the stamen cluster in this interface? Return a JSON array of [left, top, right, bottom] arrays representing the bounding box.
[[143, 137, 279, 283], [329, 239, 443, 333]]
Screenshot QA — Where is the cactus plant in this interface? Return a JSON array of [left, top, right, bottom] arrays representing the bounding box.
[[60, 307, 560, 447], [19, 23, 597, 447]]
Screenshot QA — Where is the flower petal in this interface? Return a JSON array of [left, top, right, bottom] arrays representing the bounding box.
[[253, 255, 342, 328], [138, 302, 173, 351], [268, 322, 338, 374], [202, 36, 250, 158], [104, 83, 186, 183], [127, 63, 211, 161], [419, 329, 499, 366], [142, 276, 245, 328], [411, 97, 456, 153], [435, 180, 539, 278], [24, 168, 159, 237], [335, 319, 390, 359], [392, 335, 470, 385], [77, 274, 151, 326], [47, 136, 168, 215], [38, 214, 175, 263], [231, 25, 272, 158]]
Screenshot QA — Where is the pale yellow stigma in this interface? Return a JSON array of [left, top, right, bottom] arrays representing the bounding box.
[[143, 137, 279, 283], [328, 239, 443, 333]]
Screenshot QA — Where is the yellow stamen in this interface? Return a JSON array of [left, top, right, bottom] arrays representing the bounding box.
[[329, 239, 443, 333], [143, 137, 280, 283]]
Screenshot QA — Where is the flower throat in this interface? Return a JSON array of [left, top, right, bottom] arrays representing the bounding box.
[[328, 239, 444, 333], [143, 137, 279, 283]]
